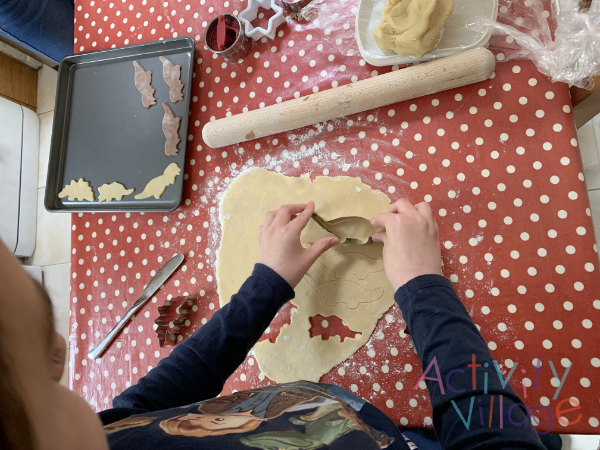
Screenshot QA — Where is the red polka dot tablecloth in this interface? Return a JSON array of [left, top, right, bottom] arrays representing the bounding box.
[[71, 0, 600, 434]]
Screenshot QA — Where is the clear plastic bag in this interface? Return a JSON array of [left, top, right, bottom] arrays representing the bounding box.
[[301, 0, 600, 88], [467, 0, 600, 89], [301, 0, 361, 56]]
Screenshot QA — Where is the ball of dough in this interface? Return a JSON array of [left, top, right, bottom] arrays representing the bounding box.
[[373, 0, 455, 57]]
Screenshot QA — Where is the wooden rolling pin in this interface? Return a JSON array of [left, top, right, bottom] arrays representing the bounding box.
[[202, 47, 496, 148]]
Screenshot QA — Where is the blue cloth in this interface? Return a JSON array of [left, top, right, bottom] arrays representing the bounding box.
[[99, 267, 547, 450], [0, 0, 74, 63]]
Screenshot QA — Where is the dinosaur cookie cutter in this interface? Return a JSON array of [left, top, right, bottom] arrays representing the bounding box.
[[311, 213, 382, 245], [239, 0, 286, 40], [154, 295, 197, 347]]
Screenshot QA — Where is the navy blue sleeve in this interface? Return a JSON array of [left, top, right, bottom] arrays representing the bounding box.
[[99, 263, 294, 425], [395, 275, 546, 450]]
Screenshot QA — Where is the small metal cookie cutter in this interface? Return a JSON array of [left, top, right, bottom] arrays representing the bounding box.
[[280, 0, 313, 14], [154, 295, 197, 347], [312, 213, 380, 245], [205, 14, 251, 64]]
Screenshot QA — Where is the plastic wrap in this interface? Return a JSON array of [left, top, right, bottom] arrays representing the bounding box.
[[468, 0, 600, 88], [302, 0, 361, 56], [301, 0, 600, 88]]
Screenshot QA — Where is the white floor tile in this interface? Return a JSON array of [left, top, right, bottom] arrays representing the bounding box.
[[42, 262, 71, 387], [22, 265, 43, 284], [560, 434, 600, 450], [38, 111, 54, 188], [579, 118, 600, 190], [36, 65, 58, 115], [42, 263, 71, 341], [26, 188, 71, 266]]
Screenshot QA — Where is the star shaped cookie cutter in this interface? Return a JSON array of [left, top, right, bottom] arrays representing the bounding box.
[[238, 0, 286, 40]]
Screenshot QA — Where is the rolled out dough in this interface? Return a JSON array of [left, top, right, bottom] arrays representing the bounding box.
[[218, 168, 395, 383], [373, 0, 455, 57]]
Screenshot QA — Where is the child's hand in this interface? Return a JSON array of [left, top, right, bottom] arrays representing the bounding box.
[[370, 199, 442, 291], [257, 201, 339, 288]]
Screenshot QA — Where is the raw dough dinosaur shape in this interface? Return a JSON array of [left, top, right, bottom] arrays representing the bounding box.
[[159, 56, 184, 103], [305, 276, 385, 309], [133, 61, 156, 108], [58, 178, 95, 202], [373, 0, 455, 57], [323, 253, 384, 280], [162, 103, 181, 156], [134, 163, 180, 199], [218, 168, 395, 383], [97, 182, 135, 202]]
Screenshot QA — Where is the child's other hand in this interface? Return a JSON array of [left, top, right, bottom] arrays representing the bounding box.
[[257, 201, 339, 288], [370, 199, 442, 291]]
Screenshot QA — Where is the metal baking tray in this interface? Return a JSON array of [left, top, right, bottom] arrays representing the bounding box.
[[45, 37, 194, 212]]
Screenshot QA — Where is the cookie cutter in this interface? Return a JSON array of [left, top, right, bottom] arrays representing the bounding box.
[[312, 213, 379, 245], [280, 0, 312, 14], [205, 14, 251, 64], [154, 295, 197, 347], [239, 0, 286, 40]]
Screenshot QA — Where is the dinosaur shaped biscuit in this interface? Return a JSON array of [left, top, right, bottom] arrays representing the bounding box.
[[135, 163, 181, 200]]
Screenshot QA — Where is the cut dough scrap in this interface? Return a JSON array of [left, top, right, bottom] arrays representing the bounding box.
[[218, 168, 395, 383], [134, 163, 180, 199], [373, 0, 455, 57], [58, 178, 95, 202], [98, 182, 135, 202]]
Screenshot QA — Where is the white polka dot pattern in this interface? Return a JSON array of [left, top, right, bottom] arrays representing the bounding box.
[[70, 0, 600, 433]]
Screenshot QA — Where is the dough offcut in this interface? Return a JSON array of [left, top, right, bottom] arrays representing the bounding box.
[[218, 168, 396, 383], [373, 0, 455, 57]]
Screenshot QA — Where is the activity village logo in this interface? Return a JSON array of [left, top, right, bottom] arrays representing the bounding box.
[[414, 355, 579, 434]]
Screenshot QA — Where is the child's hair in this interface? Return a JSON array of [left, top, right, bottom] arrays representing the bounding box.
[[159, 414, 262, 437]]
